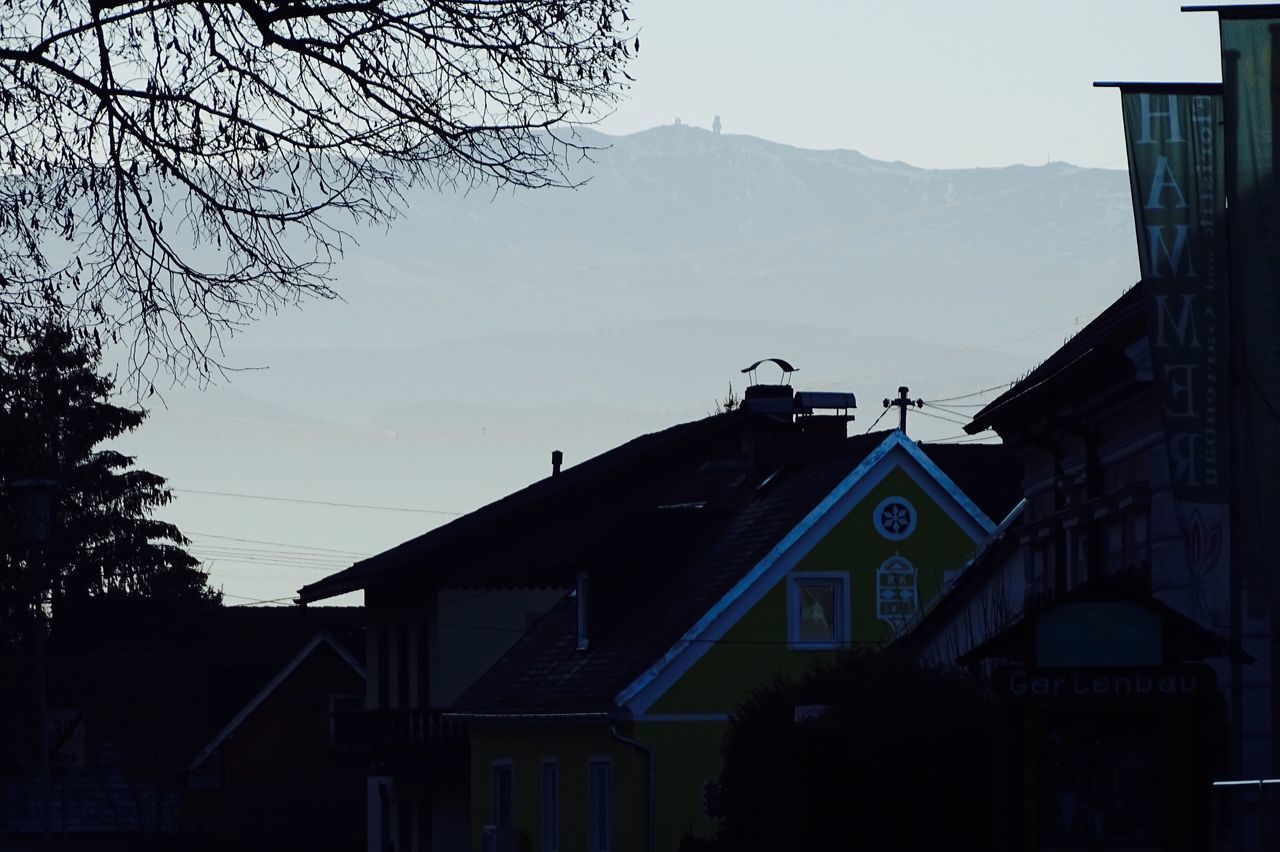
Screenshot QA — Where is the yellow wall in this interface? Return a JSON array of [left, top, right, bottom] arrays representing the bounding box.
[[634, 720, 726, 852], [650, 466, 979, 715], [470, 724, 646, 852], [469, 458, 989, 852], [630, 464, 985, 848]]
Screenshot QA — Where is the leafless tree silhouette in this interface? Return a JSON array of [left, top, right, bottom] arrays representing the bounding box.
[[0, 0, 635, 383]]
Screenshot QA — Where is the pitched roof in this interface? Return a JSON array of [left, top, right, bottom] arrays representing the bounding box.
[[189, 628, 364, 771], [0, 605, 365, 776], [967, 283, 1145, 433], [954, 578, 1252, 667], [450, 432, 1021, 716], [298, 415, 747, 602]]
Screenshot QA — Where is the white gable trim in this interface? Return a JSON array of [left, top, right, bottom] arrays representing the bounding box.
[[188, 629, 366, 771], [615, 431, 995, 715]]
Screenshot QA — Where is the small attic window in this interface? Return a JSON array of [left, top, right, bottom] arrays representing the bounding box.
[[787, 572, 850, 650]]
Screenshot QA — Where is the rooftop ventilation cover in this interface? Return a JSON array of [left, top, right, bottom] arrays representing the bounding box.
[[795, 391, 857, 412], [740, 358, 798, 414], [741, 358, 797, 386], [738, 358, 856, 417]]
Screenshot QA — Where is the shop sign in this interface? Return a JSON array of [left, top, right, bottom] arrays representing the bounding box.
[[997, 666, 1214, 699], [1035, 601, 1162, 667]]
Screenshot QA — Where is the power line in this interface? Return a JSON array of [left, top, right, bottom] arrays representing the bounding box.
[[915, 407, 971, 427], [921, 400, 991, 410], [189, 543, 355, 563], [222, 593, 297, 606], [187, 530, 370, 557], [862, 407, 891, 434], [925, 432, 978, 443], [927, 433, 999, 445], [191, 542, 354, 560], [921, 401, 988, 417], [927, 381, 1016, 404], [155, 404, 707, 444], [195, 559, 349, 574], [174, 488, 464, 516], [194, 555, 352, 573], [190, 550, 352, 572]]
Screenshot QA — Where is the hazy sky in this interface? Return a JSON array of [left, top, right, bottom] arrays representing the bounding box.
[[117, 0, 1240, 606], [600, 0, 1224, 169]]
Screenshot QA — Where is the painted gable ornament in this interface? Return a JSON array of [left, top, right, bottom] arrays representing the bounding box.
[[876, 554, 919, 629], [873, 496, 917, 541]]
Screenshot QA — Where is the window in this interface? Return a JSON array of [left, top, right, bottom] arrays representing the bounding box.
[[376, 627, 390, 708], [873, 496, 918, 541], [378, 782, 391, 849], [490, 760, 513, 828], [1064, 523, 1089, 588], [541, 759, 559, 852], [875, 555, 919, 630], [328, 693, 363, 743], [787, 572, 849, 649], [397, 794, 412, 852], [397, 623, 411, 708], [1130, 509, 1150, 561], [588, 758, 612, 852], [1026, 541, 1051, 601], [417, 622, 431, 707], [1103, 518, 1125, 575]]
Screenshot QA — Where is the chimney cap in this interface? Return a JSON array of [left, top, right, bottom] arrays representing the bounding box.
[[741, 358, 797, 384], [741, 357, 797, 375]]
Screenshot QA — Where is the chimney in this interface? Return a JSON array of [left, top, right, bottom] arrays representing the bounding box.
[[735, 359, 856, 474], [552, 450, 563, 477], [738, 370, 799, 477], [576, 570, 590, 651]]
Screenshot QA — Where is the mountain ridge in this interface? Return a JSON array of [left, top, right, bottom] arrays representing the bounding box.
[[113, 124, 1142, 603]]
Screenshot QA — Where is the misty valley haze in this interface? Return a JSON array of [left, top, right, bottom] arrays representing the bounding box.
[[111, 125, 1141, 603]]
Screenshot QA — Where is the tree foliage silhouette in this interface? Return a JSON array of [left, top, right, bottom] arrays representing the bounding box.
[[0, 0, 636, 382], [0, 320, 217, 639], [716, 650, 1009, 852]]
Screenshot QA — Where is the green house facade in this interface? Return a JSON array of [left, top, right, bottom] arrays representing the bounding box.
[[456, 428, 1019, 852]]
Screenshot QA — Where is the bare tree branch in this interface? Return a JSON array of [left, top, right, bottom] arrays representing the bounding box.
[[0, 0, 635, 385]]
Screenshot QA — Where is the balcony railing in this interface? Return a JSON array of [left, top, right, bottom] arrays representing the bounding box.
[[329, 709, 468, 764]]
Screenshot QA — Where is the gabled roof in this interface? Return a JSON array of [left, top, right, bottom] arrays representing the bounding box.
[[298, 415, 747, 602], [189, 629, 365, 771], [954, 578, 1252, 667], [0, 605, 364, 778], [968, 283, 1146, 433], [450, 431, 1021, 717]]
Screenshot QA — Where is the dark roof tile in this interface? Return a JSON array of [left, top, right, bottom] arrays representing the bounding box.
[[453, 432, 1020, 715]]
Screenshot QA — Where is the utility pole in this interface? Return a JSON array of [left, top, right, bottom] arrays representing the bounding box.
[[883, 386, 923, 435], [34, 576, 51, 852], [9, 478, 58, 852]]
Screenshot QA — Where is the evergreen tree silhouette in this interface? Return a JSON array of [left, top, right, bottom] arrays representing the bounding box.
[[0, 321, 217, 641]]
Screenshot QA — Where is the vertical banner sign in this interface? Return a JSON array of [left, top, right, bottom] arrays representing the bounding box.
[[1221, 14, 1280, 617], [1119, 86, 1231, 623]]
